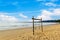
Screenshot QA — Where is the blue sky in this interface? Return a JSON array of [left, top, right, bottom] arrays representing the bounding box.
[[0, 0, 60, 22]]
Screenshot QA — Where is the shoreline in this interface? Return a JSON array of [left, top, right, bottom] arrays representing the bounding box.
[[0, 22, 57, 31], [0, 23, 59, 31]]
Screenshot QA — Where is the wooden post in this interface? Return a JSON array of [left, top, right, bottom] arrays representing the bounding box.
[[41, 18, 43, 32], [39, 18, 40, 29], [32, 16, 34, 35]]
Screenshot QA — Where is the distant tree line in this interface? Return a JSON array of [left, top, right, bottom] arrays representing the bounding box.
[[42, 19, 60, 23], [56, 20, 60, 23], [20, 19, 60, 23]]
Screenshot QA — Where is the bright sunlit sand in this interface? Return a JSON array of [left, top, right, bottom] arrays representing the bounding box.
[[0, 24, 60, 40]]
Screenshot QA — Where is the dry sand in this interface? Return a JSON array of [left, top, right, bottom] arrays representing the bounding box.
[[0, 24, 60, 40]]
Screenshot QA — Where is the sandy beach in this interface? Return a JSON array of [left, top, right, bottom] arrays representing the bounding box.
[[0, 24, 60, 40]]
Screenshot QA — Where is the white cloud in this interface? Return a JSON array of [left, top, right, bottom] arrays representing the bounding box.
[[45, 2, 60, 7], [41, 10, 52, 16], [53, 8, 60, 15], [19, 13, 28, 18], [36, 0, 60, 7], [0, 13, 19, 22], [37, 10, 52, 20], [37, 15, 52, 20], [45, 2, 57, 7], [37, 8, 60, 20]]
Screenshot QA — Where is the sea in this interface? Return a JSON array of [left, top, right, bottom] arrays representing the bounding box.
[[0, 22, 57, 30]]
